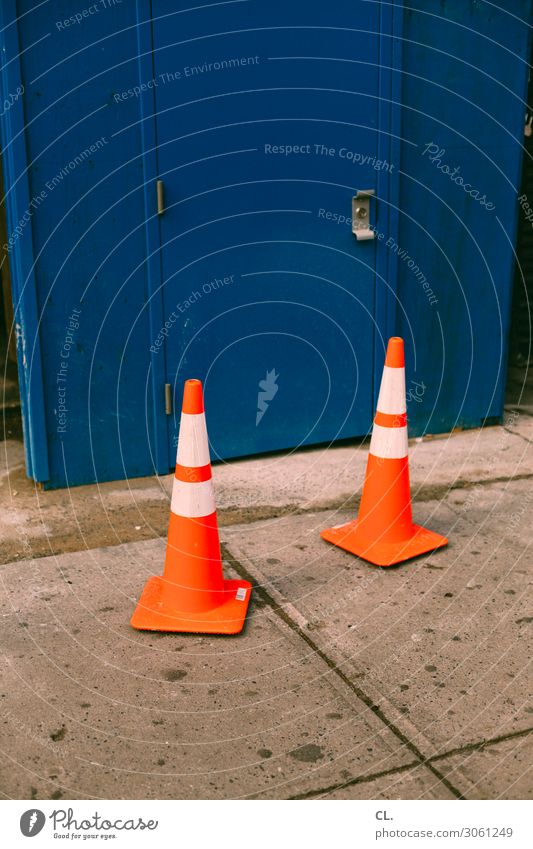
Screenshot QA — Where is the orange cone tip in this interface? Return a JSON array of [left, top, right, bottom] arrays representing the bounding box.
[[130, 379, 252, 633], [385, 336, 405, 368], [182, 378, 204, 414], [321, 337, 448, 566]]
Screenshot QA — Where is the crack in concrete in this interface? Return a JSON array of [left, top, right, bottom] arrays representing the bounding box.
[[504, 405, 533, 419], [503, 426, 533, 447], [216, 471, 533, 528]]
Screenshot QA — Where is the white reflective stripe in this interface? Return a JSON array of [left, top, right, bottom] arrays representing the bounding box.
[[170, 478, 216, 518], [376, 366, 406, 415], [369, 423, 408, 459], [176, 412, 211, 467]]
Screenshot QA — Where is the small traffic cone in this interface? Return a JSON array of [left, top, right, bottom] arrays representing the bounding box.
[[321, 337, 448, 566], [130, 379, 252, 633]]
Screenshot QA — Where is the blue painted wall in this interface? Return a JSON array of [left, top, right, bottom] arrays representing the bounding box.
[[1, 1, 531, 487], [397, 0, 531, 435], [3, 1, 161, 488]]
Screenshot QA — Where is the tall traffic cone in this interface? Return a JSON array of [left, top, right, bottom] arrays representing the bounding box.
[[130, 379, 252, 633], [321, 337, 448, 566]]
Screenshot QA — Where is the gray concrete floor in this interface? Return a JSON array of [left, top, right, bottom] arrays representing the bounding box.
[[0, 399, 532, 799]]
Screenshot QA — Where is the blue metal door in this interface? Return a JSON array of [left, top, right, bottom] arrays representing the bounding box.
[[151, 0, 386, 461]]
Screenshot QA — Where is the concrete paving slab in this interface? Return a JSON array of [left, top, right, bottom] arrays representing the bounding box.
[[1, 419, 532, 567], [506, 366, 533, 418], [504, 409, 533, 443], [319, 764, 456, 800], [436, 734, 533, 800], [208, 424, 533, 517], [225, 497, 532, 761], [0, 440, 25, 475], [0, 540, 415, 800], [0, 442, 170, 565], [446, 477, 533, 548]]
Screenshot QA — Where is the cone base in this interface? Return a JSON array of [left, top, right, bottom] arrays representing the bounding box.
[[321, 520, 448, 566], [130, 576, 252, 634]]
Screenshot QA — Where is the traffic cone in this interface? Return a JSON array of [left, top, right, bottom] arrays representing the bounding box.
[[321, 337, 448, 566], [130, 379, 252, 633]]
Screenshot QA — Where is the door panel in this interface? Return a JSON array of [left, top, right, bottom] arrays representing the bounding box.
[[151, 0, 382, 461]]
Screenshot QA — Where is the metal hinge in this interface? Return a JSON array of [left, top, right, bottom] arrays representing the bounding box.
[[157, 179, 165, 215], [352, 189, 375, 240], [164, 383, 172, 415]]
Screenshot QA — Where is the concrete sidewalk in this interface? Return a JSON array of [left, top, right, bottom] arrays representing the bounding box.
[[0, 411, 532, 799]]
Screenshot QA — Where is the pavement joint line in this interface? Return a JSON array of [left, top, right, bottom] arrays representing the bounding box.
[[221, 545, 465, 801], [428, 725, 533, 764], [288, 726, 533, 800], [287, 758, 422, 800]]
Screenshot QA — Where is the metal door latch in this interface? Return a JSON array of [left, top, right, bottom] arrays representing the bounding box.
[[352, 189, 375, 240]]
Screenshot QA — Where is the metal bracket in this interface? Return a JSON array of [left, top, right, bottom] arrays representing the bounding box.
[[157, 180, 165, 216], [164, 383, 172, 415], [352, 189, 375, 241]]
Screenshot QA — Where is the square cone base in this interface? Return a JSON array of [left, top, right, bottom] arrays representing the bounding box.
[[130, 576, 252, 634], [321, 520, 448, 567]]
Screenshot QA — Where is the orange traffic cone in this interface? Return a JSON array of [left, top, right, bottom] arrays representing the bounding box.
[[321, 337, 448, 566], [130, 379, 252, 633]]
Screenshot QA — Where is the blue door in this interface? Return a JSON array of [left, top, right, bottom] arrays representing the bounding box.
[[151, 0, 387, 461]]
